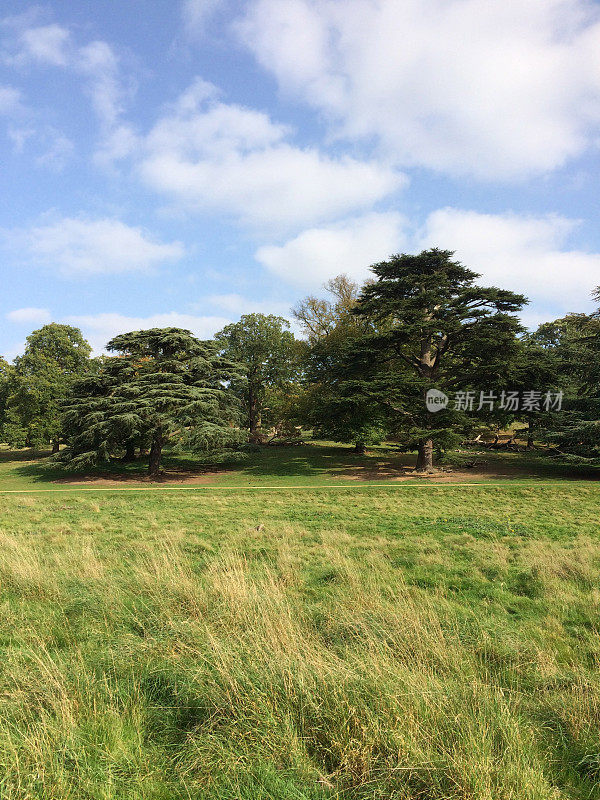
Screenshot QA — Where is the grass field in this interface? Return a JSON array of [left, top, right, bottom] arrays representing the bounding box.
[[1, 446, 600, 797], [1, 440, 598, 491]]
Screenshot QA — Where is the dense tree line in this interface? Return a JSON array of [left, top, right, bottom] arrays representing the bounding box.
[[1, 249, 599, 474]]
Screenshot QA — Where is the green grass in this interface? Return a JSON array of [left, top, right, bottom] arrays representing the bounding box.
[[1, 478, 600, 797], [1, 440, 598, 490]]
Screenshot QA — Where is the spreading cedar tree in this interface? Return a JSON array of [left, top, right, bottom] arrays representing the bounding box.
[[352, 249, 527, 471], [61, 327, 243, 477]]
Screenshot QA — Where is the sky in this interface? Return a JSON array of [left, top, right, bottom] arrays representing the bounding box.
[[1, 0, 600, 357]]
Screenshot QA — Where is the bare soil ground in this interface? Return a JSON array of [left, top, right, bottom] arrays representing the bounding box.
[[52, 457, 542, 486], [53, 469, 223, 487]]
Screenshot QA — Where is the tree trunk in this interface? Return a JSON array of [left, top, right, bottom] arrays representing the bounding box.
[[526, 416, 535, 450], [123, 440, 136, 462], [248, 385, 262, 443], [417, 333, 436, 472], [354, 441, 366, 455], [415, 438, 434, 472], [148, 430, 163, 478], [51, 439, 60, 454]]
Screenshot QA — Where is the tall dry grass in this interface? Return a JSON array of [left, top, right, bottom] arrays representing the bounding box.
[[0, 497, 599, 797]]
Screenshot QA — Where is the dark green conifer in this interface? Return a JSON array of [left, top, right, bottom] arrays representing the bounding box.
[[62, 327, 243, 476]]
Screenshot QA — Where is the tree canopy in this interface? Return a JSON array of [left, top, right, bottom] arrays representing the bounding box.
[[1, 324, 92, 451], [532, 302, 600, 461], [295, 276, 388, 453], [61, 327, 243, 476], [216, 314, 300, 441], [293, 275, 361, 344], [351, 249, 527, 469]]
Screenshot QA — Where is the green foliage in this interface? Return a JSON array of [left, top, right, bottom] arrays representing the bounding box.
[[260, 382, 308, 437], [0, 357, 14, 422], [61, 327, 243, 475], [216, 314, 301, 439], [293, 274, 362, 343], [295, 275, 388, 449], [305, 337, 390, 450], [351, 249, 527, 468], [531, 307, 600, 461], [1, 324, 92, 450], [17, 323, 92, 374]]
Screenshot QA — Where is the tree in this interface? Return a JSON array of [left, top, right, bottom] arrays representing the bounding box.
[[62, 328, 243, 477], [0, 357, 14, 441], [3, 324, 92, 451], [293, 275, 361, 343], [532, 300, 600, 462], [260, 383, 309, 440], [352, 249, 527, 471], [510, 323, 570, 449], [302, 376, 390, 454], [295, 276, 389, 453], [215, 314, 300, 442]]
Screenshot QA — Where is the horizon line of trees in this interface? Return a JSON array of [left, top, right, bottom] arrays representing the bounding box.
[[1, 248, 599, 475]]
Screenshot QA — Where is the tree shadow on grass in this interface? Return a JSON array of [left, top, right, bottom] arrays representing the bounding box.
[[0, 447, 53, 463], [9, 443, 371, 485], [13, 459, 134, 485], [11, 456, 228, 485], [6, 443, 600, 486]]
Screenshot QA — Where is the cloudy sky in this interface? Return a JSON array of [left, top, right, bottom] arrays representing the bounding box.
[[2, 0, 600, 356]]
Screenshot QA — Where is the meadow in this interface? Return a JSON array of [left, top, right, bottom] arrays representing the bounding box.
[[0, 445, 599, 798]]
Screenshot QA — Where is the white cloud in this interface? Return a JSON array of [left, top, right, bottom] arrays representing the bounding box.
[[256, 206, 600, 318], [417, 208, 600, 314], [64, 312, 232, 354], [94, 124, 139, 166], [17, 23, 70, 66], [172, 76, 220, 114], [6, 307, 51, 325], [77, 40, 123, 130], [256, 212, 407, 288], [34, 128, 74, 170], [8, 125, 34, 151], [135, 79, 404, 231], [6, 124, 74, 169], [238, 0, 600, 180], [181, 0, 223, 35], [0, 84, 22, 114], [2, 19, 127, 143], [16, 217, 184, 277]]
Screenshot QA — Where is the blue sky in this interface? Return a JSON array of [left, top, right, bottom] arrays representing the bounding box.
[[2, 0, 600, 357]]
